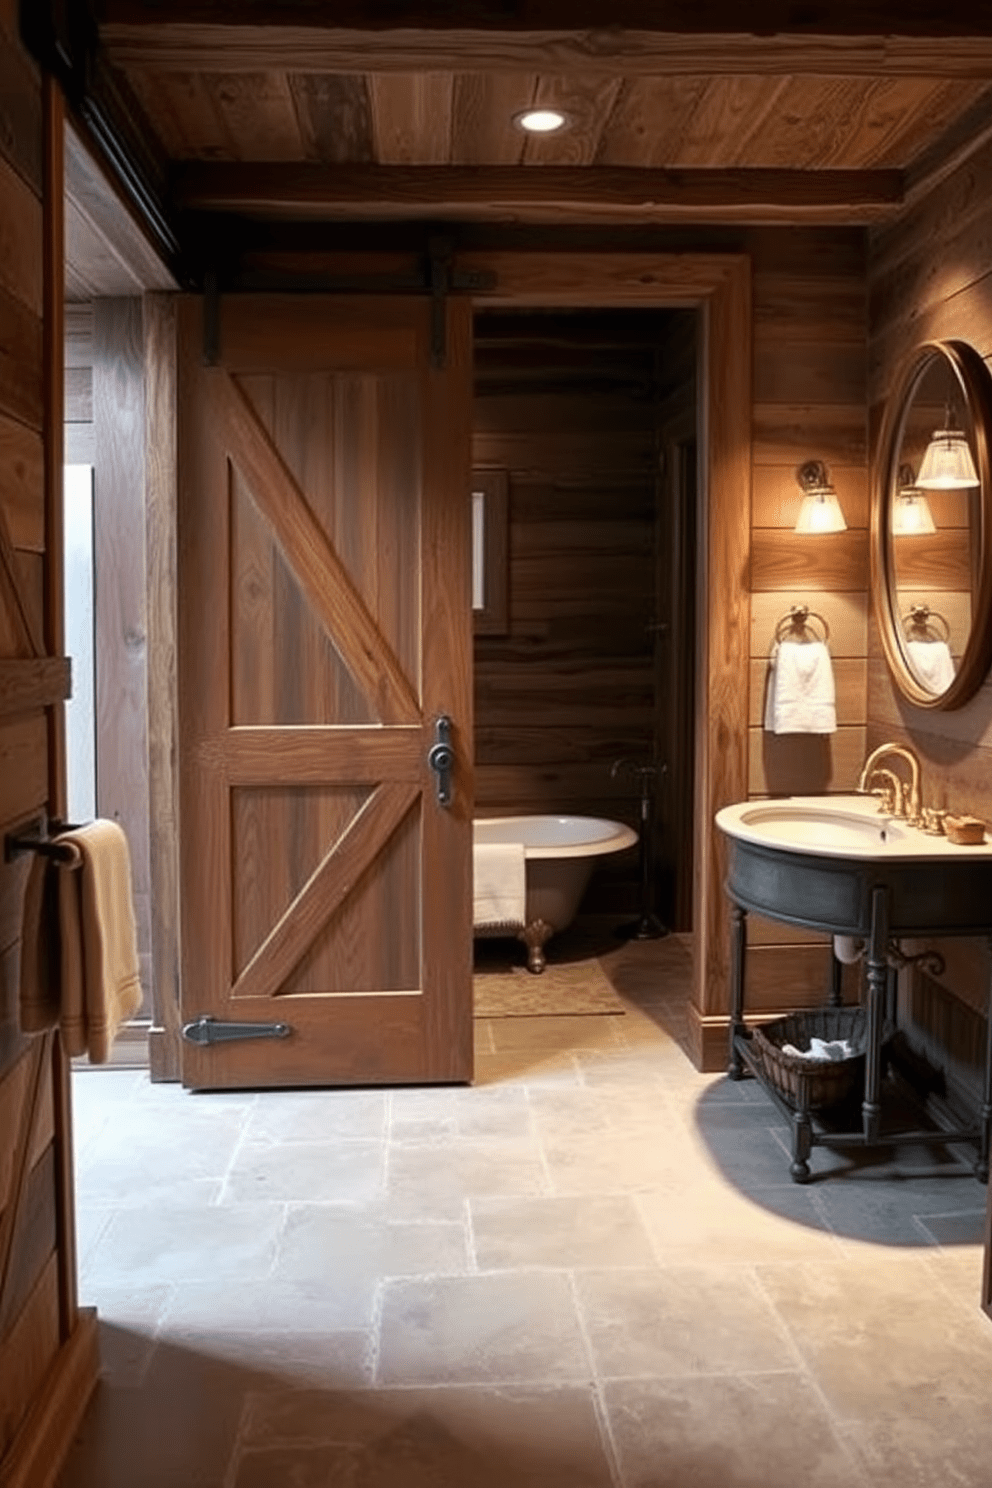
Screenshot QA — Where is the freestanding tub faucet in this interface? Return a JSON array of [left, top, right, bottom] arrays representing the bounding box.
[[856, 742, 923, 826]]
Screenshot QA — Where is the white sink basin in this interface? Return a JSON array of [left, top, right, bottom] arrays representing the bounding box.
[[716, 795, 992, 860]]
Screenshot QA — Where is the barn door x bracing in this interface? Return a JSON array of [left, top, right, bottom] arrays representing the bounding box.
[[177, 295, 473, 1089]]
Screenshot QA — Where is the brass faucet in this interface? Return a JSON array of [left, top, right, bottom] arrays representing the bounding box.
[[856, 742, 923, 826]]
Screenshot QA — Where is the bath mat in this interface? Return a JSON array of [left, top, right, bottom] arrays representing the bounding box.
[[473, 957, 625, 1018]]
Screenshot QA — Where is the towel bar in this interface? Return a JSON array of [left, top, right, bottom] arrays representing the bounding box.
[[4, 816, 82, 866]]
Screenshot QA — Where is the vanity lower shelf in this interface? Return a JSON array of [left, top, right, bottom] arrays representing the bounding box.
[[730, 1022, 988, 1184]]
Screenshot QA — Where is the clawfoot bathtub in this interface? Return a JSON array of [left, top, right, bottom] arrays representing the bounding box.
[[473, 815, 638, 973]]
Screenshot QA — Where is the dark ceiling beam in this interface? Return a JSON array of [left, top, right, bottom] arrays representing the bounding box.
[[99, 17, 992, 76], [93, 0, 992, 36], [173, 163, 905, 222]]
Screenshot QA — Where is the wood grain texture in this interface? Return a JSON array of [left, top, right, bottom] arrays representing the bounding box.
[[178, 292, 473, 1087], [100, 21, 992, 79], [144, 294, 181, 1079], [173, 161, 905, 216], [751, 529, 870, 592], [0, 419, 44, 555], [92, 299, 152, 995], [0, 1302, 98, 1488]]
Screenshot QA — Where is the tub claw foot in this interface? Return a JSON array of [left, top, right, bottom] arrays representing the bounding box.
[[519, 919, 554, 975]]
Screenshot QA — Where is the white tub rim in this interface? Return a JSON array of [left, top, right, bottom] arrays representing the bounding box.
[[473, 813, 638, 860]]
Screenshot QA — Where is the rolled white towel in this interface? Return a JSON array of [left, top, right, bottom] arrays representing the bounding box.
[[781, 1038, 854, 1062]]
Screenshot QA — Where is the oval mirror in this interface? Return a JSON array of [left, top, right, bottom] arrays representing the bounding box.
[[872, 340, 992, 709]]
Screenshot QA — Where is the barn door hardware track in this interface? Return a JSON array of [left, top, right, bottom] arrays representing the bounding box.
[[182, 1016, 292, 1046], [201, 236, 496, 367]]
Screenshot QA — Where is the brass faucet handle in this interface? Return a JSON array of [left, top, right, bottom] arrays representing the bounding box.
[[865, 768, 901, 816], [920, 807, 947, 836]]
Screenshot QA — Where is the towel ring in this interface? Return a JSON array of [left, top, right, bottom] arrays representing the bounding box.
[[774, 605, 830, 645], [901, 604, 950, 643]]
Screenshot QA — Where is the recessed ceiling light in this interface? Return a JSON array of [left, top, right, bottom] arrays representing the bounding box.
[[515, 108, 569, 134]]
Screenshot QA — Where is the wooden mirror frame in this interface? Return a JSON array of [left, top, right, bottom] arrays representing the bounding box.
[[872, 339, 992, 710]]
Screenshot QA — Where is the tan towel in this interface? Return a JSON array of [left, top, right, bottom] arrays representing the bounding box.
[[473, 841, 527, 927], [18, 854, 60, 1033], [56, 821, 142, 1063]]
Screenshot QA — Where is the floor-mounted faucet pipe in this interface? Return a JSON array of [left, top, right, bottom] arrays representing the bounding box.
[[610, 757, 669, 941]]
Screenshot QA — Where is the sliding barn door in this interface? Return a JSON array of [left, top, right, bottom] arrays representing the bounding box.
[[177, 295, 473, 1089]]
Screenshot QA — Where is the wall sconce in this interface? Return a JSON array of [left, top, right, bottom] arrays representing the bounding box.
[[891, 464, 936, 535], [916, 407, 979, 489], [793, 460, 846, 533]]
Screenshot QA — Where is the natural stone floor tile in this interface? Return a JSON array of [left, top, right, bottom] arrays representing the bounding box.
[[472, 1048, 581, 1089], [376, 1273, 590, 1385], [602, 1372, 865, 1488], [389, 1084, 534, 1143], [241, 1088, 388, 1144], [488, 1014, 626, 1053], [636, 1176, 844, 1265], [222, 1139, 385, 1204], [576, 1265, 799, 1379], [385, 1138, 547, 1218], [470, 1193, 657, 1270], [236, 1384, 615, 1488], [87, 1284, 173, 1388], [82, 1201, 287, 1287], [756, 1255, 992, 1421], [270, 1205, 469, 1325], [842, 1393, 992, 1488]]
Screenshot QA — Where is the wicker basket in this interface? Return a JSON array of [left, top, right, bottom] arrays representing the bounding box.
[[749, 1007, 887, 1114]]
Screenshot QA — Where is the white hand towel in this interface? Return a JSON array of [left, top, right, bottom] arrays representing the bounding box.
[[906, 638, 955, 694], [763, 639, 836, 734], [473, 841, 526, 928]]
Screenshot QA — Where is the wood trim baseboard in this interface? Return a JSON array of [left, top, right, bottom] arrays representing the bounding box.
[[686, 1003, 794, 1073], [0, 1306, 99, 1488]]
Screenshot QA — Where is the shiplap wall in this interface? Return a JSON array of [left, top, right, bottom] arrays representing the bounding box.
[[743, 228, 870, 1010], [868, 134, 992, 1104], [0, 15, 97, 1477]]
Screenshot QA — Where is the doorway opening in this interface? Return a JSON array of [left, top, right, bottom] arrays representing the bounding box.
[[471, 306, 698, 936]]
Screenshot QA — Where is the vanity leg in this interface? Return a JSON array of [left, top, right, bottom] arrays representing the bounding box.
[[976, 936, 992, 1183], [727, 902, 748, 1079], [790, 1110, 812, 1183], [863, 885, 889, 1145], [828, 950, 843, 1008]]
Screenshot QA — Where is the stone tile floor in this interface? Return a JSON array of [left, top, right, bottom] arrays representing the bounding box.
[[57, 928, 992, 1488]]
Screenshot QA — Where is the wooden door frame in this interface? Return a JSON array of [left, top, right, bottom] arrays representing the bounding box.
[[462, 252, 751, 1071], [150, 251, 750, 1077]]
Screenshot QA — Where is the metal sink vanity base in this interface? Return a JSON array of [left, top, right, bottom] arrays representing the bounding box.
[[722, 829, 992, 1184]]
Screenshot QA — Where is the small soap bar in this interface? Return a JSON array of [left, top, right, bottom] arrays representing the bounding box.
[[944, 814, 987, 845]]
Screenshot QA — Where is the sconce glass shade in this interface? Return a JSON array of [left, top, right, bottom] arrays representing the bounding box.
[[793, 460, 846, 533], [892, 489, 937, 534], [916, 426, 979, 488], [892, 463, 937, 534]]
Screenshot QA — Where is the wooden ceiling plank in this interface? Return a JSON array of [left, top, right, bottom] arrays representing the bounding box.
[[288, 73, 375, 163], [173, 161, 904, 215], [451, 72, 535, 164], [807, 76, 950, 169], [125, 69, 236, 158], [877, 78, 992, 172], [101, 25, 992, 79], [670, 76, 794, 168], [522, 75, 623, 165], [597, 78, 712, 167], [737, 76, 885, 169], [203, 70, 305, 161], [369, 74, 454, 164]]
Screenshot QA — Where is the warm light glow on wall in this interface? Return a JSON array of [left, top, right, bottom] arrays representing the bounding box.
[[514, 108, 569, 134]]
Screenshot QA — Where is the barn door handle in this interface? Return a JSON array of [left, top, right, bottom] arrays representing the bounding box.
[[427, 714, 454, 807]]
